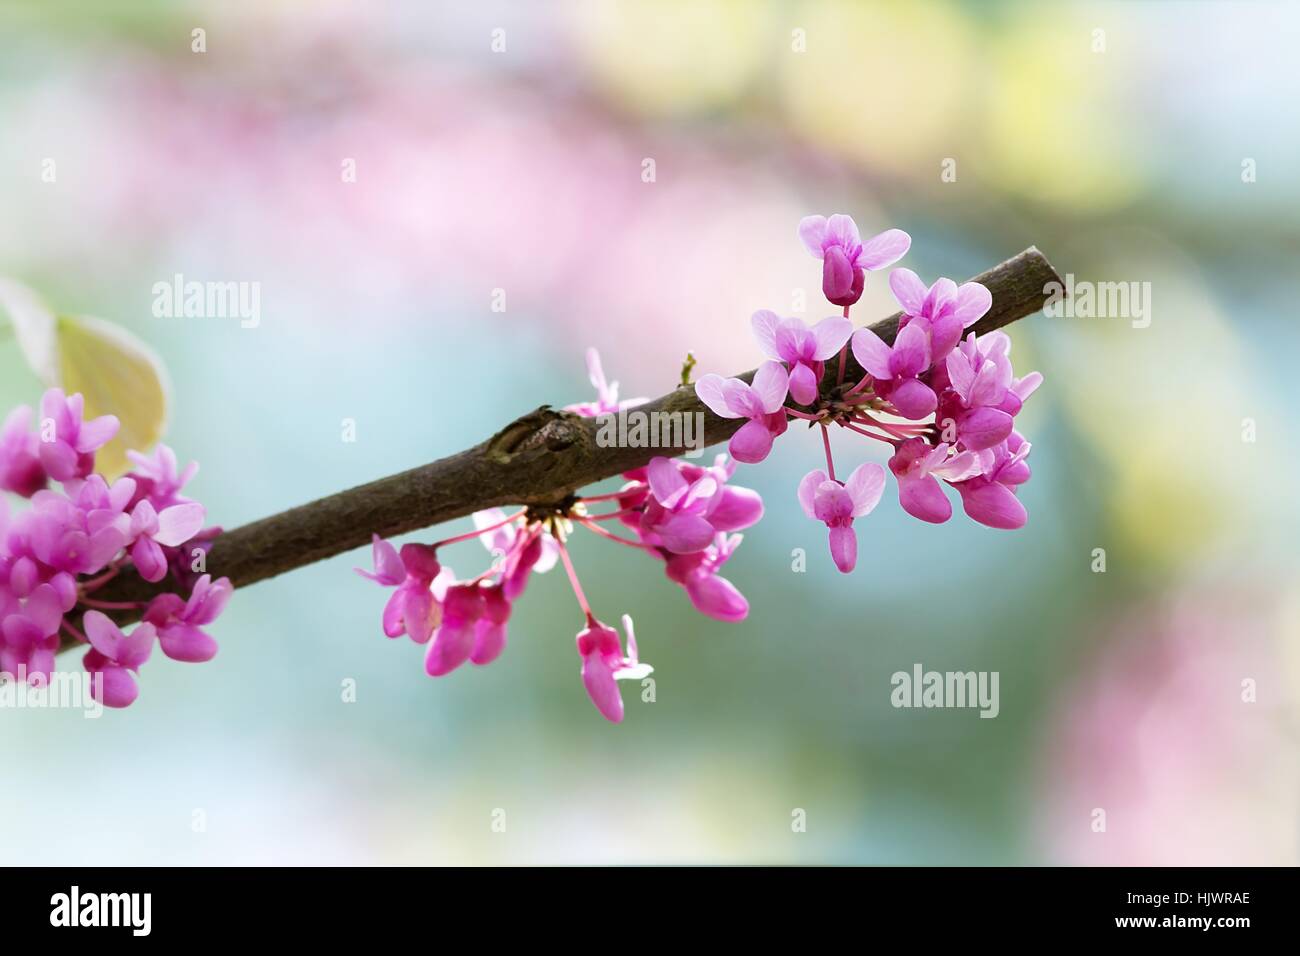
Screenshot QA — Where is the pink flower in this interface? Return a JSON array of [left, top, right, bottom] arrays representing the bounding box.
[[850, 322, 938, 420], [798, 214, 911, 308], [0, 387, 224, 708], [25, 487, 130, 576], [125, 444, 199, 510], [37, 389, 119, 481], [889, 269, 992, 361], [473, 508, 557, 600], [422, 577, 514, 675], [355, 536, 449, 643], [694, 361, 790, 463], [931, 331, 1017, 451], [127, 499, 207, 582], [564, 348, 648, 417], [951, 432, 1033, 530], [576, 613, 652, 723], [663, 532, 749, 622], [750, 310, 852, 406], [797, 463, 886, 573], [82, 610, 156, 708], [888, 439, 983, 524], [0, 406, 46, 497], [469, 584, 512, 666], [423, 583, 485, 676], [639, 455, 763, 553], [0, 582, 63, 682], [143, 573, 233, 662]]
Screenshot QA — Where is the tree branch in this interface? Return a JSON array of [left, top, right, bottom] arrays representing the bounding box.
[[70, 246, 1061, 642]]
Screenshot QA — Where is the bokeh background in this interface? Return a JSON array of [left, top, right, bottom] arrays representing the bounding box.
[[2, 0, 1296, 865]]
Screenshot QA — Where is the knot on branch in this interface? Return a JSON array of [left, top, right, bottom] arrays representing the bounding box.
[[486, 405, 591, 467]]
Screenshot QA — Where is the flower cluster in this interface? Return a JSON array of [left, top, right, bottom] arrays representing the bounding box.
[[0, 388, 230, 706], [696, 213, 1043, 573], [358, 214, 1044, 719], [358, 353, 761, 722]]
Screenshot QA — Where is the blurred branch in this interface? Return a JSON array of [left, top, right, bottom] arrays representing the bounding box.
[[66, 246, 1061, 646]]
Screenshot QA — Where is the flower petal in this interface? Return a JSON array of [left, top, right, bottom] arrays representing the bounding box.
[[959, 407, 1014, 452], [889, 378, 938, 420], [647, 456, 688, 507], [694, 374, 742, 419], [958, 480, 1028, 529], [952, 281, 992, 328], [849, 328, 893, 379], [153, 502, 206, 547], [90, 664, 139, 708], [750, 310, 784, 360], [809, 315, 853, 361], [74, 415, 120, 454], [822, 247, 855, 300], [946, 350, 977, 404], [364, 534, 404, 586], [889, 268, 928, 314], [787, 362, 818, 407], [728, 418, 775, 464], [160, 622, 218, 663], [890, 322, 931, 378], [828, 524, 857, 573], [658, 513, 718, 554], [425, 618, 476, 676], [797, 468, 828, 519], [751, 361, 791, 413], [581, 652, 624, 722], [705, 485, 764, 532], [82, 609, 122, 658], [797, 215, 828, 258], [825, 213, 861, 251], [856, 228, 911, 270], [844, 462, 886, 517], [471, 619, 508, 666], [684, 573, 749, 622], [899, 474, 952, 524]]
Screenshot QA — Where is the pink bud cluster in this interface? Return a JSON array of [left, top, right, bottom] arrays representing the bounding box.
[[696, 213, 1043, 573], [358, 353, 762, 722], [0, 388, 230, 706]]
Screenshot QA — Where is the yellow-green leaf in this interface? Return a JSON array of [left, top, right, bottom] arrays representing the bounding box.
[[55, 314, 170, 478], [1, 278, 171, 478]]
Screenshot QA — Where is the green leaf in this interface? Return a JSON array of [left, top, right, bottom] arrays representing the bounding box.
[[0, 278, 171, 478]]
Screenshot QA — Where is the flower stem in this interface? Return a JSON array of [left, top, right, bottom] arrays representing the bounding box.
[[79, 563, 123, 593], [820, 424, 836, 481], [577, 489, 629, 504], [557, 541, 592, 618], [431, 509, 526, 548], [785, 407, 821, 421], [846, 374, 873, 397], [80, 598, 146, 611], [854, 413, 923, 439], [583, 507, 640, 523], [579, 519, 652, 551], [842, 421, 895, 443]]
